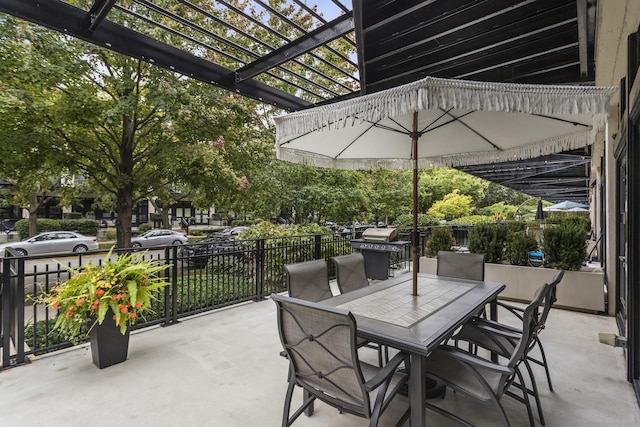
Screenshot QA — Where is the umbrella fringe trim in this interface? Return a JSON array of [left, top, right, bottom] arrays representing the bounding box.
[[277, 127, 600, 170], [275, 77, 616, 140]]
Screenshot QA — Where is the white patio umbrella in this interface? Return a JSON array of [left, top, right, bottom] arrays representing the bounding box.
[[543, 200, 589, 211], [274, 77, 615, 296]]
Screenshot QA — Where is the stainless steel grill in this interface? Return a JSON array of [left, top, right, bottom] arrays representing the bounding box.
[[361, 227, 398, 242], [350, 228, 408, 280]]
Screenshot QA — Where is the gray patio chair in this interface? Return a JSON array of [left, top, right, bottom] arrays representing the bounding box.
[[272, 294, 410, 427], [437, 250, 486, 319], [466, 270, 565, 393], [436, 250, 486, 281], [284, 259, 333, 302], [424, 282, 548, 427], [332, 252, 370, 294], [332, 252, 388, 365]]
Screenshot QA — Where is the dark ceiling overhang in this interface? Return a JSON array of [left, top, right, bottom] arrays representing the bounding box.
[[352, 0, 595, 96], [0, 0, 599, 204], [458, 148, 593, 204]]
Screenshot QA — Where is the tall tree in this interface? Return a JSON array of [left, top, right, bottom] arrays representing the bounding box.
[[0, 17, 263, 246]]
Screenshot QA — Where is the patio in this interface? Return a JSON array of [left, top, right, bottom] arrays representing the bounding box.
[[1, 291, 638, 427]]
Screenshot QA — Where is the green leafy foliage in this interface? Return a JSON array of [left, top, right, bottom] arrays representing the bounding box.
[[138, 223, 152, 233], [447, 215, 494, 225], [35, 249, 171, 339], [477, 202, 518, 220], [15, 218, 60, 239], [542, 221, 587, 270], [427, 190, 473, 220], [425, 227, 455, 256], [58, 219, 99, 236], [505, 232, 539, 266], [393, 213, 440, 229], [468, 223, 508, 263], [15, 218, 98, 238], [418, 168, 488, 212]]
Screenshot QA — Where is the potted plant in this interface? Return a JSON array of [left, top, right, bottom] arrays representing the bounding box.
[[39, 249, 170, 368]]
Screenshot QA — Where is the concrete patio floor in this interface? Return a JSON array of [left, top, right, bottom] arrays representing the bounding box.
[[1, 295, 639, 427]]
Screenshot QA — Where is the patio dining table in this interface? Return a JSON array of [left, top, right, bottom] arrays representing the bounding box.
[[323, 272, 505, 426]]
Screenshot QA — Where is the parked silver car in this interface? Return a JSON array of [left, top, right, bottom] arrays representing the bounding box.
[[0, 231, 98, 257], [130, 229, 188, 248]]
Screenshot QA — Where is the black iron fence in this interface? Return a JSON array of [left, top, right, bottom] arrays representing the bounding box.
[[1, 233, 414, 370]]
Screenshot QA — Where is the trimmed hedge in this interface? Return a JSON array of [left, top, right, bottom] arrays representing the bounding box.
[[542, 221, 587, 270], [468, 223, 508, 263], [59, 219, 99, 236], [425, 227, 455, 256], [15, 218, 99, 239], [505, 232, 538, 266]]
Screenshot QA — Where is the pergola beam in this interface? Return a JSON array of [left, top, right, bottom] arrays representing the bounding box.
[[86, 0, 116, 32], [0, 0, 311, 111], [232, 12, 353, 84]]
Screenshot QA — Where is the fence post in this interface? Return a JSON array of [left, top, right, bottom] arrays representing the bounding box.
[[1, 256, 26, 370], [162, 246, 179, 326], [1, 257, 10, 369], [256, 238, 265, 300], [314, 234, 322, 260]]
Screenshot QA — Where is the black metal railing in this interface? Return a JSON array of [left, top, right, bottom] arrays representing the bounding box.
[[1, 232, 413, 370]]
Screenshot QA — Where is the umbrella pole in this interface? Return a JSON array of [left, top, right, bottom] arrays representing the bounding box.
[[412, 112, 419, 296]]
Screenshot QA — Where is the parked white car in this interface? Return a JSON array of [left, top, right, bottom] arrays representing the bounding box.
[[0, 231, 98, 257], [130, 229, 188, 248]]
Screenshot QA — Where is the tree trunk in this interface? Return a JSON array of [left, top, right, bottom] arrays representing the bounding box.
[[148, 198, 171, 229], [115, 112, 136, 249], [28, 193, 38, 237], [161, 208, 170, 229], [116, 186, 134, 249]]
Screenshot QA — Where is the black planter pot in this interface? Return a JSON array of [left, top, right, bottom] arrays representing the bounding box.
[[90, 310, 130, 369]]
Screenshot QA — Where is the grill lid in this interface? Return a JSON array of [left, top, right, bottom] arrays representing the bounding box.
[[362, 227, 398, 242]]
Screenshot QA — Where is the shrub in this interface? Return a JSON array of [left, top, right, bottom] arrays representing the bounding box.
[[15, 218, 61, 239], [468, 223, 508, 263], [542, 222, 587, 270], [505, 232, 538, 266], [505, 220, 527, 234], [393, 213, 440, 229], [59, 219, 99, 236], [545, 214, 591, 235], [425, 227, 455, 256], [138, 223, 152, 233], [447, 215, 493, 225]]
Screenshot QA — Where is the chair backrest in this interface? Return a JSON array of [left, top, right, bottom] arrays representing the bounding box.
[[272, 294, 370, 416], [506, 283, 547, 368], [332, 253, 369, 294], [437, 251, 485, 281], [538, 270, 565, 327], [284, 259, 333, 302]]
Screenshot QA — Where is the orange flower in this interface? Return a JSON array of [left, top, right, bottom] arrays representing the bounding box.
[[130, 313, 137, 319], [95, 289, 105, 297], [135, 302, 142, 308], [120, 307, 128, 314], [53, 301, 60, 310], [66, 311, 73, 318], [76, 298, 85, 306]]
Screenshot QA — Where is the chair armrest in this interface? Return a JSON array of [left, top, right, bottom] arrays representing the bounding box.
[[471, 318, 522, 336], [454, 322, 519, 356], [496, 301, 525, 320], [433, 345, 513, 375], [364, 351, 408, 392]]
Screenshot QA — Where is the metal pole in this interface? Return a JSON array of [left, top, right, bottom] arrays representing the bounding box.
[[412, 112, 419, 296]]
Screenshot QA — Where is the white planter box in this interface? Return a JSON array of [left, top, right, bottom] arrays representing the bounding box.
[[419, 257, 605, 313]]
